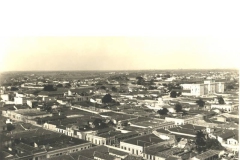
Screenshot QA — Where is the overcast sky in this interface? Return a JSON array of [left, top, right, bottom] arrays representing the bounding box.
[[0, 1, 239, 71]]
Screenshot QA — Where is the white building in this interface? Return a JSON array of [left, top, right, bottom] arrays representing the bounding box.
[[14, 97, 25, 105], [180, 84, 204, 96], [211, 104, 233, 112], [0, 94, 9, 101], [165, 114, 204, 125], [180, 79, 224, 96], [215, 82, 224, 93]]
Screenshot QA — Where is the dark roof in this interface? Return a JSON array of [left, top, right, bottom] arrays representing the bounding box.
[[70, 87, 95, 93], [168, 127, 198, 136], [180, 124, 205, 130], [123, 134, 165, 147], [108, 148, 128, 156], [217, 130, 237, 140], [195, 150, 221, 159], [15, 142, 35, 152], [48, 155, 75, 160], [93, 151, 116, 160], [155, 148, 184, 158], [70, 145, 127, 159], [115, 131, 139, 139], [145, 144, 171, 155], [155, 129, 171, 134], [38, 90, 65, 96], [98, 131, 121, 138]]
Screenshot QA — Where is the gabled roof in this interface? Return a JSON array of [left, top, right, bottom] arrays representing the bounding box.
[[93, 151, 116, 160], [195, 150, 220, 159], [123, 134, 165, 147], [180, 124, 205, 131], [217, 130, 237, 140]]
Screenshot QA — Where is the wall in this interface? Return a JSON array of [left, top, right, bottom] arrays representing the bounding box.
[[1, 94, 9, 101], [14, 97, 23, 105], [211, 104, 232, 112], [120, 141, 143, 156], [181, 84, 203, 96]]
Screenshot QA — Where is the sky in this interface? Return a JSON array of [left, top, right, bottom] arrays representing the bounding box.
[[0, 1, 239, 71]]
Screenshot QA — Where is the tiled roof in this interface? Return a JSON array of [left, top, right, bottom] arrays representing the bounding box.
[[168, 127, 197, 136], [180, 124, 205, 130], [195, 150, 220, 159], [156, 148, 184, 158], [155, 129, 171, 134], [123, 134, 165, 147], [93, 151, 116, 160]]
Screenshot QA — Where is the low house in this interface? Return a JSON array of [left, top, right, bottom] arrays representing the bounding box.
[[120, 134, 173, 157], [190, 150, 223, 160], [211, 104, 234, 112], [86, 130, 121, 146]]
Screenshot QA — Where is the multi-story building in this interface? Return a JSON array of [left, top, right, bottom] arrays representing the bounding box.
[[181, 84, 204, 96], [180, 79, 224, 96]]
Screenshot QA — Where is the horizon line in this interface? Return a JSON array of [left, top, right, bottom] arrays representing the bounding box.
[[0, 68, 238, 73]]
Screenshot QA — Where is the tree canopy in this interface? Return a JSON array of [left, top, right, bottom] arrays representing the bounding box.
[[7, 124, 15, 131], [100, 86, 106, 90], [102, 94, 113, 103], [195, 130, 224, 153], [206, 138, 225, 150], [43, 85, 56, 91], [136, 77, 145, 85], [196, 99, 205, 107], [175, 103, 182, 112], [157, 108, 169, 115], [170, 91, 177, 98], [64, 83, 71, 88], [56, 84, 63, 88], [195, 130, 206, 153], [10, 87, 19, 91], [218, 97, 225, 104], [111, 87, 118, 92]]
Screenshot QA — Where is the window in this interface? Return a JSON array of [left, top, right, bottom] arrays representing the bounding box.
[[136, 150, 138, 155]]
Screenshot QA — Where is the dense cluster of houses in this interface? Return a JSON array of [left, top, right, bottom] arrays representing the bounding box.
[[0, 70, 238, 160]]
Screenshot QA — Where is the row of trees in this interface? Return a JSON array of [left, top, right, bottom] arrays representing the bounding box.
[[195, 96, 225, 108], [43, 84, 72, 91], [157, 103, 183, 115]]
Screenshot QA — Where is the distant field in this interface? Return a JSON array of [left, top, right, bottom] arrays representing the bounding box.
[[0, 69, 238, 84]]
